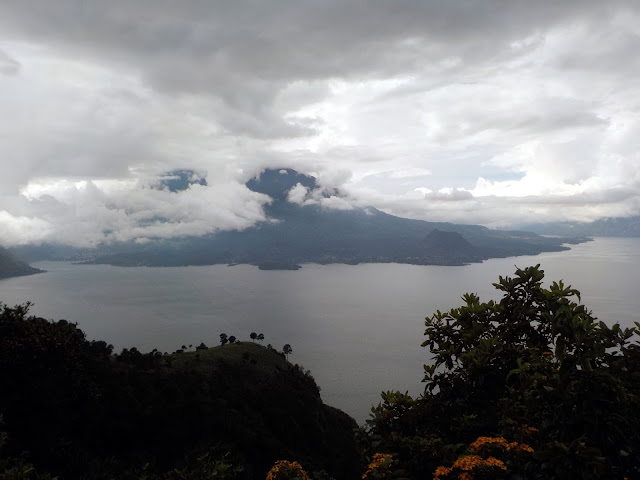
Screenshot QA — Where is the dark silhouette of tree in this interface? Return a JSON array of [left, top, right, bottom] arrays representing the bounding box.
[[282, 344, 292, 360], [257, 333, 264, 342], [196, 342, 208, 351], [219, 333, 228, 346], [0, 301, 360, 480], [229, 335, 236, 344], [363, 265, 640, 480], [250, 332, 257, 342]]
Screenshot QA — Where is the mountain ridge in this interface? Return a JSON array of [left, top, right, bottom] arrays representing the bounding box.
[[9, 169, 588, 270], [518, 216, 640, 238], [0, 247, 44, 280]]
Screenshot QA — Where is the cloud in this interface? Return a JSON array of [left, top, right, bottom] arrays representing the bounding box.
[[1, 1, 640, 245], [0, 49, 20, 75], [425, 188, 474, 202], [0, 210, 52, 246], [287, 183, 309, 205], [320, 195, 354, 211], [0, 177, 270, 248]]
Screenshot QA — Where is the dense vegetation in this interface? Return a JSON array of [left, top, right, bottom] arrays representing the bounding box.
[[359, 265, 640, 479], [0, 306, 358, 479], [1, 265, 638, 479]]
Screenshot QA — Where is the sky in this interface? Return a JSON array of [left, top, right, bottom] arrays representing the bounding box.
[[1, 0, 640, 247]]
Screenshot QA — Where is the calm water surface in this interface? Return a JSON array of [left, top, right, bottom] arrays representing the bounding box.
[[1, 237, 638, 423]]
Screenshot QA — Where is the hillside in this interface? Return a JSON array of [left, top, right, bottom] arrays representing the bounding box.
[[0, 247, 43, 279], [0, 308, 359, 479], [521, 215, 640, 237]]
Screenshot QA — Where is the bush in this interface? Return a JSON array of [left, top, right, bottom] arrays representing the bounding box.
[[362, 265, 640, 479]]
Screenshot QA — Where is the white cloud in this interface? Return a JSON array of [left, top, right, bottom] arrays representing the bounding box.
[[320, 196, 353, 211], [0, 210, 52, 246], [0, 48, 20, 75], [287, 183, 309, 205], [4, 177, 270, 247], [1, 1, 640, 246]]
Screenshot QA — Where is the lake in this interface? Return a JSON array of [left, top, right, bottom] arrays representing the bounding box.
[[1, 237, 639, 423]]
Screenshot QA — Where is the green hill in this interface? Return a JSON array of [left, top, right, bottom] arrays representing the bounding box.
[[0, 308, 358, 479], [0, 247, 43, 279]]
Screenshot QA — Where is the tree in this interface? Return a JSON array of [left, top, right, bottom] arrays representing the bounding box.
[[229, 335, 236, 344], [363, 265, 640, 480], [219, 333, 228, 347], [282, 344, 292, 360], [257, 333, 265, 342], [196, 342, 208, 351], [250, 332, 257, 342]]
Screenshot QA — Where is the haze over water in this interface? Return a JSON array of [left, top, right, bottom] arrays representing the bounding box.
[[1, 237, 638, 423]]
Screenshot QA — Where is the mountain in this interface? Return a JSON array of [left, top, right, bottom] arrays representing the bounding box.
[[520, 216, 640, 238], [0, 247, 44, 280], [68, 168, 585, 269], [422, 229, 477, 263], [156, 168, 207, 192]]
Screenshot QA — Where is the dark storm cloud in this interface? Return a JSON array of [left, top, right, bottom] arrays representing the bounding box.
[[0, 1, 632, 137]]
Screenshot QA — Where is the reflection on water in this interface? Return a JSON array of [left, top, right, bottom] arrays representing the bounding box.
[[1, 237, 638, 423]]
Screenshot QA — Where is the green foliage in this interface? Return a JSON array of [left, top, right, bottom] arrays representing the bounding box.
[[133, 450, 243, 480], [0, 415, 55, 480], [0, 303, 358, 480], [361, 265, 640, 479]]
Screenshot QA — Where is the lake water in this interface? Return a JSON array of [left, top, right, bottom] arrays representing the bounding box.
[[1, 237, 639, 424]]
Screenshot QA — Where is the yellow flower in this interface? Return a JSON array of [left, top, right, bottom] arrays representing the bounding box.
[[521, 424, 539, 434], [484, 457, 506, 470], [266, 460, 311, 480], [506, 441, 534, 453], [452, 455, 485, 471], [433, 465, 452, 480], [362, 453, 393, 479], [469, 436, 508, 452]]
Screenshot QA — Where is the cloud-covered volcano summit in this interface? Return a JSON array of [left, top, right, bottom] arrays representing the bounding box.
[[41, 169, 582, 270]]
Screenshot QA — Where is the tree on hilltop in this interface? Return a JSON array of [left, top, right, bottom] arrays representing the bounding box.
[[282, 344, 292, 360]]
